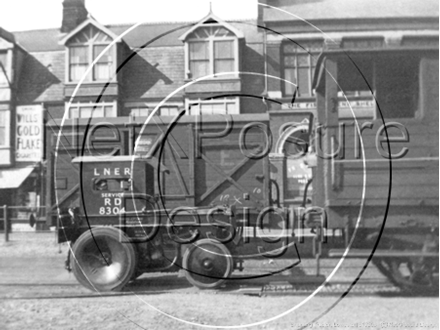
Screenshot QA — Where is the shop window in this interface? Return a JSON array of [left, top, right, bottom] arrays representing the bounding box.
[[187, 97, 239, 115], [67, 25, 115, 82], [0, 52, 7, 85], [67, 102, 116, 118], [185, 25, 239, 79], [283, 40, 323, 98]]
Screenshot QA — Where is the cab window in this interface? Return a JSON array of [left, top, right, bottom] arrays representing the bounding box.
[[93, 178, 130, 191]]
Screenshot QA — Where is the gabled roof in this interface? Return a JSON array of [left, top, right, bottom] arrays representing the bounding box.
[[14, 29, 63, 52], [262, 0, 439, 22], [178, 12, 244, 41], [59, 17, 121, 45], [13, 20, 260, 53], [0, 27, 15, 44]]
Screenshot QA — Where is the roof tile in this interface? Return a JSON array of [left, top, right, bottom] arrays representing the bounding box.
[[262, 0, 439, 22]]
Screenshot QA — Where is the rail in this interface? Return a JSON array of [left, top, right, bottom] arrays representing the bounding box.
[[1, 205, 47, 242]]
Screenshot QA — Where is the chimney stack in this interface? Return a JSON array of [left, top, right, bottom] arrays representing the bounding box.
[[61, 0, 88, 33]]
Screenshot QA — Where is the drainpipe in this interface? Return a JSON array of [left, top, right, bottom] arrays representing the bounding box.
[[262, 22, 269, 112]]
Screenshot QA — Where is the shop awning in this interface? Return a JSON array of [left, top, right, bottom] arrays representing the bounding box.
[[0, 167, 35, 189]]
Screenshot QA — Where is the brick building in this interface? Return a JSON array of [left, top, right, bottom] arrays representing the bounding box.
[[0, 0, 437, 228]]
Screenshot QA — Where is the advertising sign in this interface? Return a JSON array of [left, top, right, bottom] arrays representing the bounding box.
[[16, 105, 43, 162]]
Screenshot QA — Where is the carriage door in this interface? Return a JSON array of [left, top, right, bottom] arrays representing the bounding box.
[[278, 124, 312, 207]]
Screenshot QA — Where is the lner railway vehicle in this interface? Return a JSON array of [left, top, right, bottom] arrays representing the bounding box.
[[57, 43, 438, 292], [310, 43, 439, 293], [56, 113, 309, 291]]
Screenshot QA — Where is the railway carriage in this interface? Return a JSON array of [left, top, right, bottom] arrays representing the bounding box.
[[310, 44, 439, 292]]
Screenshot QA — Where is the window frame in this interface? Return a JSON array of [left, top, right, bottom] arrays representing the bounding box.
[[282, 40, 323, 98], [125, 102, 183, 117], [66, 101, 117, 119], [65, 27, 116, 83], [0, 110, 10, 147], [0, 50, 10, 86], [159, 106, 180, 117], [186, 97, 239, 115], [185, 24, 239, 80], [129, 107, 150, 119], [374, 54, 421, 120]]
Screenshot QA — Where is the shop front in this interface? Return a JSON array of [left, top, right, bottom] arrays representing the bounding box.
[[0, 104, 46, 231]]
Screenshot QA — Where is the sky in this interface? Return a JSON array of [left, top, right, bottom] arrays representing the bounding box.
[[1, 0, 257, 32]]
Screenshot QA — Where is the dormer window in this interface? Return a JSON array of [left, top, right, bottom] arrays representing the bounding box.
[[60, 19, 120, 84], [180, 14, 243, 80], [67, 25, 114, 82], [188, 27, 237, 79]]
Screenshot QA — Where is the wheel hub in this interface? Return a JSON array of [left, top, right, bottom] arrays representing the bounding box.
[[202, 259, 214, 271]]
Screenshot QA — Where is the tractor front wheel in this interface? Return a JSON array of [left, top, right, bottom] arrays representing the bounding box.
[[71, 227, 137, 292]]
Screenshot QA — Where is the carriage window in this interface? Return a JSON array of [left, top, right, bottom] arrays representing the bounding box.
[[376, 55, 419, 119], [337, 57, 375, 119], [337, 57, 373, 96], [282, 127, 312, 201], [94, 179, 130, 191]]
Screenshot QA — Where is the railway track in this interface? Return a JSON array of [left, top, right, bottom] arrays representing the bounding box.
[[0, 277, 405, 300]]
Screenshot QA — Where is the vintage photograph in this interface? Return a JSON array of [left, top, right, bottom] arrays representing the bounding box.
[[0, 0, 438, 329]]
